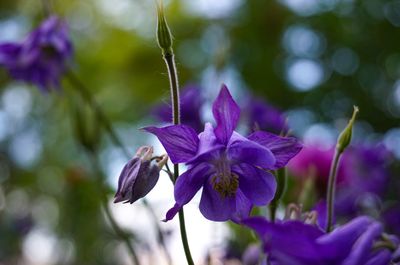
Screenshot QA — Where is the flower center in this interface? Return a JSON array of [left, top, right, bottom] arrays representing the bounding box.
[[210, 173, 239, 198]]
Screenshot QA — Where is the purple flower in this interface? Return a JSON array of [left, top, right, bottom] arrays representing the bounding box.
[[0, 16, 73, 91], [244, 97, 288, 134], [243, 216, 399, 265], [153, 85, 204, 133], [114, 146, 168, 204], [144, 85, 302, 222]]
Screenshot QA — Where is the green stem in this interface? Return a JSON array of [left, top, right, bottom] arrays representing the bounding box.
[[269, 168, 287, 222], [163, 53, 180, 125], [89, 154, 141, 265], [65, 69, 171, 263], [326, 150, 342, 232], [65, 70, 131, 158], [163, 52, 194, 265]]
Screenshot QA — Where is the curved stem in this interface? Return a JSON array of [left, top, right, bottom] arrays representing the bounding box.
[[65, 70, 131, 158], [269, 168, 287, 222], [163, 52, 194, 265], [65, 69, 171, 263], [325, 150, 342, 232], [89, 154, 141, 265]]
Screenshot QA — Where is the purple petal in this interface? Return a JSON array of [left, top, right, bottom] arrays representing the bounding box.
[[164, 203, 180, 222], [231, 189, 252, 222], [212, 85, 240, 145], [248, 131, 302, 170], [365, 250, 392, 265], [317, 216, 375, 262], [342, 221, 383, 265], [228, 136, 276, 169], [164, 163, 212, 222], [114, 157, 141, 203], [130, 163, 161, 203], [143, 125, 199, 163], [199, 180, 236, 221], [174, 163, 212, 206], [233, 164, 277, 206], [198, 123, 218, 154]]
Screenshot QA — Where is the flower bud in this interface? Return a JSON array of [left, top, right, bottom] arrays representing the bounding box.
[[156, 1, 173, 55], [336, 106, 359, 154], [114, 146, 168, 204]]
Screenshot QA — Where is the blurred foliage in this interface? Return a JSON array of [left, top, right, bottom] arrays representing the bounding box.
[[1, 0, 400, 264]]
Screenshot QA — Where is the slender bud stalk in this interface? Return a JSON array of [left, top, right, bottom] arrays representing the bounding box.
[[269, 168, 287, 222], [156, 2, 194, 265], [326, 106, 359, 232]]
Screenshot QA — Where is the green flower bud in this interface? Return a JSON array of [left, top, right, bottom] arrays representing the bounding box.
[[336, 106, 359, 154], [156, 1, 173, 55]]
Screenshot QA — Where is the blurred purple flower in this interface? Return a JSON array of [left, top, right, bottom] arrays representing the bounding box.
[[383, 205, 400, 237], [244, 97, 288, 134], [0, 16, 73, 91], [244, 216, 399, 265], [288, 144, 391, 217], [144, 85, 302, 222], [153, 85, 204, 133], [114, 146, 167, 204]]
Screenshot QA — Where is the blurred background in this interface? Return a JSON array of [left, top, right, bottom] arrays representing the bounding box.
[[0, 0, 400, 264]]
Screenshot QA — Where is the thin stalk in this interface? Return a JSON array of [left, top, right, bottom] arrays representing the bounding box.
[[65, 70, 131, 158], [325, 150, 342, 232], [269, 168, 287, 222], [41, 0, 53, 16], [89, 154, 141, 265], [163, 52, 194, 265], [65, 69, 171, 263]]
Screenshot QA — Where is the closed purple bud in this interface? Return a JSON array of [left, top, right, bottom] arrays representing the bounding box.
[[114, 146, 168, 204]]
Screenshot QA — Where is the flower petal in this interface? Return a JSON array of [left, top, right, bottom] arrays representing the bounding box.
[[174, 163, 212, 206], [231, 189, 252, 222], [317, 216, 375, 262], [114, 157, 141, 203], [163, 163, 212, 222], [248, 131, 302, 170], [228, 136, 276, 169], [233, 163, 277, 206], [143, 125, 199, 163], [212, 85, 240, 145], [342, 221, 383, 265], [199, 180, 236, 221]]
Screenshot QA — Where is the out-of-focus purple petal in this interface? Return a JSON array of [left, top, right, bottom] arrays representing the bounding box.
[[212, 85, 240, 145], [365, 250, 392, 265], [233, 163, 276, 206], [248, 131, 302, 169], [153, 85, 204, 133], [228, 138, 276, 169], [143, 125, 199, 163], [199, 180, 236, 221], [317, 216, 373, 261], [245, 96, 288, 135], [342, 221, 383, 265]]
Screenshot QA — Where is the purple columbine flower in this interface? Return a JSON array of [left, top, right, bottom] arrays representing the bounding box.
[[144, 85, 302, 222], [0, 16, 73, 91], [114, 146, 168, 204], [153, 85, 204, 133], [244, 97, 288, 135], [243, 216, 399, 265]]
